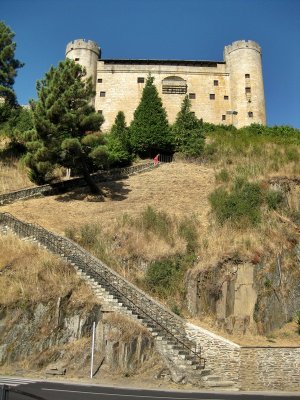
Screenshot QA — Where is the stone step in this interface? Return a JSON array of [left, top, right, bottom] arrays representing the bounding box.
[[205, 380, 236, 388]]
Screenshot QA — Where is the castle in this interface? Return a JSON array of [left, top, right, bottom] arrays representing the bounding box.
[[65, 39, 266, 131]]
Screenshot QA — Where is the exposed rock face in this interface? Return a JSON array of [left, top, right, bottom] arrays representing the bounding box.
[[186, 251, 300, 335], [0, 295, 157, 375]]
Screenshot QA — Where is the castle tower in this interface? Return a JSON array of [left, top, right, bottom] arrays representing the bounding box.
[[224, 40, 266, 128], [65, 39, 100, 105]]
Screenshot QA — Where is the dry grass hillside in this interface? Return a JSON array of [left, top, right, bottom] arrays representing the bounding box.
[[0, 162, 214, 234], [1, 141, 300, 346]]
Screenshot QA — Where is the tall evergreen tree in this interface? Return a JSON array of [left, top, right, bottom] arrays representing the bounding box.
[[26, 59, 103, 193], [172, 95, 205, 157], [107, 111, 132, 166], [0, 21, 24, 121], [130, 76, 173, 157]]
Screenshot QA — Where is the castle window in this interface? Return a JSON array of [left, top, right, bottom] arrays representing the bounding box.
[[137, 77, 145, 83], [100, 91, 106, 97], [209, 94, 215, 100], [224, 95, 229, 100], [162, 76, 187, 94], [189, 93, 196, 99], [214, 80, 219, 86], [248, 111, 253, 118], [222, 115, 226, 121], [75, 58, 80, 61], [245, 74, 250, 79], [97, 110, 103, 114], [98, 79, 103, 83], [245, 87, 251, 93]]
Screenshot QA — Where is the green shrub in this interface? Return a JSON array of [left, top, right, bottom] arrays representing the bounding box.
[[209, 178, 263, 227], [297, 310, 300, 335], [178, 216, 198, 253], [266, 189, 284, 210], [145, 257, 182, 298], [215, 168, 230, 183], [138, 206, 172, 243], [79, 223, 101, 247]]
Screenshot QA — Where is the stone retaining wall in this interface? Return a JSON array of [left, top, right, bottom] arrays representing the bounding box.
[[186, 323, 241, 385], [0, 163, 155, 205], [240, 347, 300, 391]]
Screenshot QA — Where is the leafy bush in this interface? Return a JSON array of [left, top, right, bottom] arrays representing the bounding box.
[[215, 168, 230, 183], [209, 178, 263, 227], [178, 216, 198, 253], [138, 206, 172, 243], [297, 310, 300, 335], [144, 257, 183, 298], [266, 189, 284, 210]]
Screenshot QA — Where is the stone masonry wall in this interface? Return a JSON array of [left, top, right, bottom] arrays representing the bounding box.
[[185, 323, 241, 385], [240, 347, 300, 391]]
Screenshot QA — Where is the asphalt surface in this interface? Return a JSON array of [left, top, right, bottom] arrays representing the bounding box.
[[1, 377, 300, 400]]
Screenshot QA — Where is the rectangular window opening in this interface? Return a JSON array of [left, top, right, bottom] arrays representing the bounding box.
[[224, 95, 229, 100], [137, 77, 145, 83], [222, 115, 226, 121], [245, 87, 251, 94], [97, 78, 103, 83], [75, 58, 80, 61], [209, 94, 215, 100], [248, 111, 253, 117], [97, 110, 103, 114], [214, 80, 219, 86], [162, 86, 187, 94], [100, 91, 106, 97], [245, 74, 250, 79], [189, 93, 196, 99]]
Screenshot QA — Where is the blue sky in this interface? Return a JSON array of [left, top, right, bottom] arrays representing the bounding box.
[[2, 0, 300, 128]]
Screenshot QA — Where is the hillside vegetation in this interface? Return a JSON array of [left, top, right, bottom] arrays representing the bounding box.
[[1, 123, 300, 344]]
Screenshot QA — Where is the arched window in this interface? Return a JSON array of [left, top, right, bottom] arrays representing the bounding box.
[[162, 76, 187, 94]]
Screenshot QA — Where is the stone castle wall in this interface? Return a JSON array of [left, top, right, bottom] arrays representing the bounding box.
[[95, 62, 231, 131], [65, 39, 266, 131]]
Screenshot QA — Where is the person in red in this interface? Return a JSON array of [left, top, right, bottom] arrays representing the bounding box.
[[153, 154, 159, 166]]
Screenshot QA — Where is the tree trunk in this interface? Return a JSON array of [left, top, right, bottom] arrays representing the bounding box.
[[83, 171, 100, 194], [81, 164, 100, 194]]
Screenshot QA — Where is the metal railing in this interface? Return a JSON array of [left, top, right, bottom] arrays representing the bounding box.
[[0, 212, 205, 369]]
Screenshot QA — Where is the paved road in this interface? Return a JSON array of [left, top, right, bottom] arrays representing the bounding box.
[[1, 377, 299, 400]]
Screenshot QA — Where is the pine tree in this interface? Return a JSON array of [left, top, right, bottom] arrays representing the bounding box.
[[0, 21, 24, 121], [173, 95, 205, 157], [26, 59, 103, 193], [130, 76, 173, 157]]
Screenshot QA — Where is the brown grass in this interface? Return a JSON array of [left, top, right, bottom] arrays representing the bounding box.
[[0, 159, 34, 194], [0, 233, 95, 306], [0, 162, 214, 234], [188, 315, 300, 347]]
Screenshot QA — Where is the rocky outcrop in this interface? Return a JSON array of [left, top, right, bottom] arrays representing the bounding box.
[[186, 252, 300, 335], [0, 297, 157, 375]]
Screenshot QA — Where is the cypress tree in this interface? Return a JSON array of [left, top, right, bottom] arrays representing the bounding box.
[[130, 76, 173, 157]]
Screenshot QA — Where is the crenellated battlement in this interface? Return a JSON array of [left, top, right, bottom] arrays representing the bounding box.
[[66, 39, 100, 57], [224, 40, 261, 57]]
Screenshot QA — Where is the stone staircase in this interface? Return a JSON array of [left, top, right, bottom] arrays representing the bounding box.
[[0, 212, 238, 388]]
